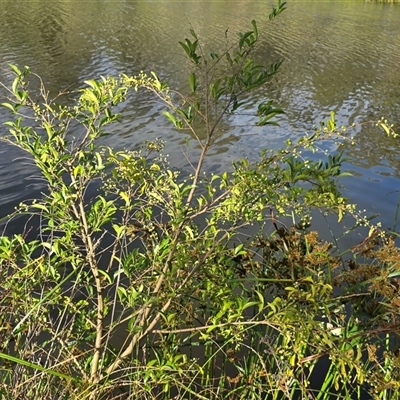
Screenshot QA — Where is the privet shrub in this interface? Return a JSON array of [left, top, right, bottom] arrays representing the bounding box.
[[1, 2, 399, 399]]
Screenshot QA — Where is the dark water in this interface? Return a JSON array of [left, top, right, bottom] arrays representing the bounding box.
[[1, 0, 400, 234]]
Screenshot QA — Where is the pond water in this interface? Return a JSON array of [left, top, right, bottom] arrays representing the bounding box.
[[1, 0, 400, 238]]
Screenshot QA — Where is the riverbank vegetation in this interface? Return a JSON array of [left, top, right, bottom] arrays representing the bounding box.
[[1, 2, 400, 399]]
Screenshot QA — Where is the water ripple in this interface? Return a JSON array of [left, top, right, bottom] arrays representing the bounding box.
[[1, 0, 400, 223]]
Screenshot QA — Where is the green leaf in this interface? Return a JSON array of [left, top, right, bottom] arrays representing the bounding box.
[[84, 79, 100, 90], [238, 31, 254, 50], [0, 352, 79, 381], [117, 286, 127, 302], [189, 72, 197, 93], [234, 243, 244, 256], [255, 290, 265, 313], [31, 203, 49, 213], [1, 102, 16, 113], [163, 111, 183, 128], [251, 20, 258, 39], [179, 41, 191, 58], [119, 191, 130, 206], [12, 77, 20, 97], [189, 28, 198, 39], [95, 152, 104, 170], [163, 111, 177, 125], [269, 0, 287, 20], [98, 269, 112, 284], [81, 89, 100, 108], [112, 223, 125, 239], [8, 64, 22, 76]]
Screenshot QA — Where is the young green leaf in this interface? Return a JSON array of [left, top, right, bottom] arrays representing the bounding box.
[[189, 72, 197, 93]]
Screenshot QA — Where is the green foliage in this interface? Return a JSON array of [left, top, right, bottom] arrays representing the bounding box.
[[0, 2, 399, 399]]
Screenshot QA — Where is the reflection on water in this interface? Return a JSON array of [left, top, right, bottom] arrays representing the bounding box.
[[0, 0, 400, 227]]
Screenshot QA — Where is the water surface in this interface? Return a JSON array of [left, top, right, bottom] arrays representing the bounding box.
[[1, 0, 400, 235]]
